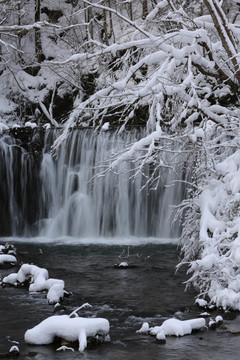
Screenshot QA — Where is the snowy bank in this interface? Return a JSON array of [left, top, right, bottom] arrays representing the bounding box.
[[3, 263, 65, 304], [25, 315, 110, 352]]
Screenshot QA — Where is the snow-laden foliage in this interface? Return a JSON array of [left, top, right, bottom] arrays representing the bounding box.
[[179, 140, 240, 310]]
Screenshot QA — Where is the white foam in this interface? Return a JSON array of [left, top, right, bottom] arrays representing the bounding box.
[[0, 236, 179, 246]]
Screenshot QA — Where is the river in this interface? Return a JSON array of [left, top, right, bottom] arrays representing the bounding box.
[[1, 238, 240, 360]]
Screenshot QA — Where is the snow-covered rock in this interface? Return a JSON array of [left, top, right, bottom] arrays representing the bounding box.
[[156, 329, 166, 343], [0, 122, 9, 133], [3, 264, 65, 304], [215, 315, 223, 325], [25, 121, 37, 128], [9, 345, 19, 354], [150, 318, 206, 337], [0, 254, 17, 265], [102, 122, 109, 131], [208, 318, 216, 330], [136, 322, 150, 334], [195, 298, 208, 308], [118, 261, 128, 268], [24, 315, 110, 352]]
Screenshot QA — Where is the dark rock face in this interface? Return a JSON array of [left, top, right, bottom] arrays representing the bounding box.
[[9, 127, 44, 157]]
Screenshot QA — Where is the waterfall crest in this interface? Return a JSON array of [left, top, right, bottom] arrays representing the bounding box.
[[0, 129, 189, 239]]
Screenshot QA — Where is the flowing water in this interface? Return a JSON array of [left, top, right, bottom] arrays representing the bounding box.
[[0, 129, 189, 238], [1, 239, 240, 360]]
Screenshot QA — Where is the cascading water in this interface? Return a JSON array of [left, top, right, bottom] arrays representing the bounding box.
[[0, 128, 189, 239], [0, 133, 42, 236]]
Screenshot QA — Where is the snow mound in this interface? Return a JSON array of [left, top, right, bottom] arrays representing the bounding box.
[[148, 318, 205, 338], [0, 243, 17, 265], [0, 254, 17, 265], [3, 264, 65, 304], [136, 322, 150, 334], [25, 121, 37, 128], [102, 122, 109, 131], [195, 298, 208, 307], [24, 315, 110, 352]]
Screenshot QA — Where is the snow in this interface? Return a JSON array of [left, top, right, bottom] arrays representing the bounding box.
[[25, 121, 37, 129], [150, 318, 205, 337], [56, 345, 74, 352], [0, 122, 9, 133], [24, 315, 110, 352], [156, 329, 166, 341], [215, 315, 223, 324], [9, 345, 19, 353], [43, 123, 51, 130], [102, 122, 109, 131], [200, 312, 210, 317], [195, 299, 208, 307], [136, 322, 150, 334], [182, 147, 240, 310], [0, 254, 17, 265], [3, 264, 65, 304], [137, 318, 205, 341], [118, 262, 128, 268]]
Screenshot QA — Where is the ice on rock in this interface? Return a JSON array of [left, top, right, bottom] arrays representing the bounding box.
[[24, 315, 110, 352]]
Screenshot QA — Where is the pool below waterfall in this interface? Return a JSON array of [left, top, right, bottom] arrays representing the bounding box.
[[1, 239, 240, 360]]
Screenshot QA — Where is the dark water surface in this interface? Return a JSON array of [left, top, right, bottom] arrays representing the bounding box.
[[1, 240, 240, 360]]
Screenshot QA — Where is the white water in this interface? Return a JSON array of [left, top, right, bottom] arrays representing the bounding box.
[[0, 129, 189, 239], [0, 236, 179, 246], [40, 129, 187, 239]]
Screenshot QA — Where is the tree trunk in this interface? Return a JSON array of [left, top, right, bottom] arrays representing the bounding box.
[[102, 2, 109, 45], [0, 33, 3, 75], [108, 0, 115, 41], [142, 0, 148, 19], [35, 0, 44, 62], [129, 1, 133, 21], [203, 0, 240, 86]]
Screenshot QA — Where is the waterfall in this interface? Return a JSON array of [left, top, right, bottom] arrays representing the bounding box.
[[0, 133, 42, 236], [0, 129, 189, 239]]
